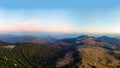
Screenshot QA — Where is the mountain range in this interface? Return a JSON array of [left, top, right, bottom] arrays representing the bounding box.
[[0, 35, 120, 68], [0, 35, 57, 44]]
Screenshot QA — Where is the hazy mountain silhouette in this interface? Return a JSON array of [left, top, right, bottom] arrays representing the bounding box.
[[0, 35, 57, 44]]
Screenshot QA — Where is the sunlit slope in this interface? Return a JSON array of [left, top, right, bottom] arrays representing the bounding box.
[[77, 45, 120, 68]]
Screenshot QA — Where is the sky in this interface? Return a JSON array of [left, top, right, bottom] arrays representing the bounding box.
[[0, 0, 120, 34]]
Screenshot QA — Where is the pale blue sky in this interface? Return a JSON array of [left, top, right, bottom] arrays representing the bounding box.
[[0, 0, 120, 34]]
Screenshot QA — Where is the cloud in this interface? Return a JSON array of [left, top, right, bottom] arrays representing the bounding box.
[[1, 8, 120, 34], [0, 10, 73, 33]]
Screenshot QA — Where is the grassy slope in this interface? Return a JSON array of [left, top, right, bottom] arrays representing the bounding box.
[[77, 45, 120, 68]]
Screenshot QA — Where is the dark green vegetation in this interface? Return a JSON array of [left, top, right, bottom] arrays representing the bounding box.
[[0, 41, 6, 46], [0, 43, 61, 68], [1, 35, 120, 68]]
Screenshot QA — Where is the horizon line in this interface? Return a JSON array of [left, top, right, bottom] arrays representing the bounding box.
[[1, 31, 120, 35]]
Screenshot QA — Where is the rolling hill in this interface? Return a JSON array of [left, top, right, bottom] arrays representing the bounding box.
[[0, 35, 120, 68], [55, 35, 120, 68]]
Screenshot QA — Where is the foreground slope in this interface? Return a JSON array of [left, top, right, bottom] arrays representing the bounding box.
[[77, 45, 120, 68], [0, 43, 61, 68], [56, 35, 120, 68]]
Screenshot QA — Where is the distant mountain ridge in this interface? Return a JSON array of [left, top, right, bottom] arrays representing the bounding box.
[[54, 35, 120, 50], [98, 36, 120, 46], [0, 35, 57, 44]]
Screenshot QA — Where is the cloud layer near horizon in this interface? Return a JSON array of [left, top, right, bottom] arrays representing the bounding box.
[[0, 10, 73, 33], [0, 8, 120, 34]]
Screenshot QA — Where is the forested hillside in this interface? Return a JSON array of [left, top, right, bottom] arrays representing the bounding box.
[[0, 43, 61, 68]]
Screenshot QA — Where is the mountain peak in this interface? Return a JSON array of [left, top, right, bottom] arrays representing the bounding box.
[[76, 35, 95, 41], [77, 35, 92, 38]]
